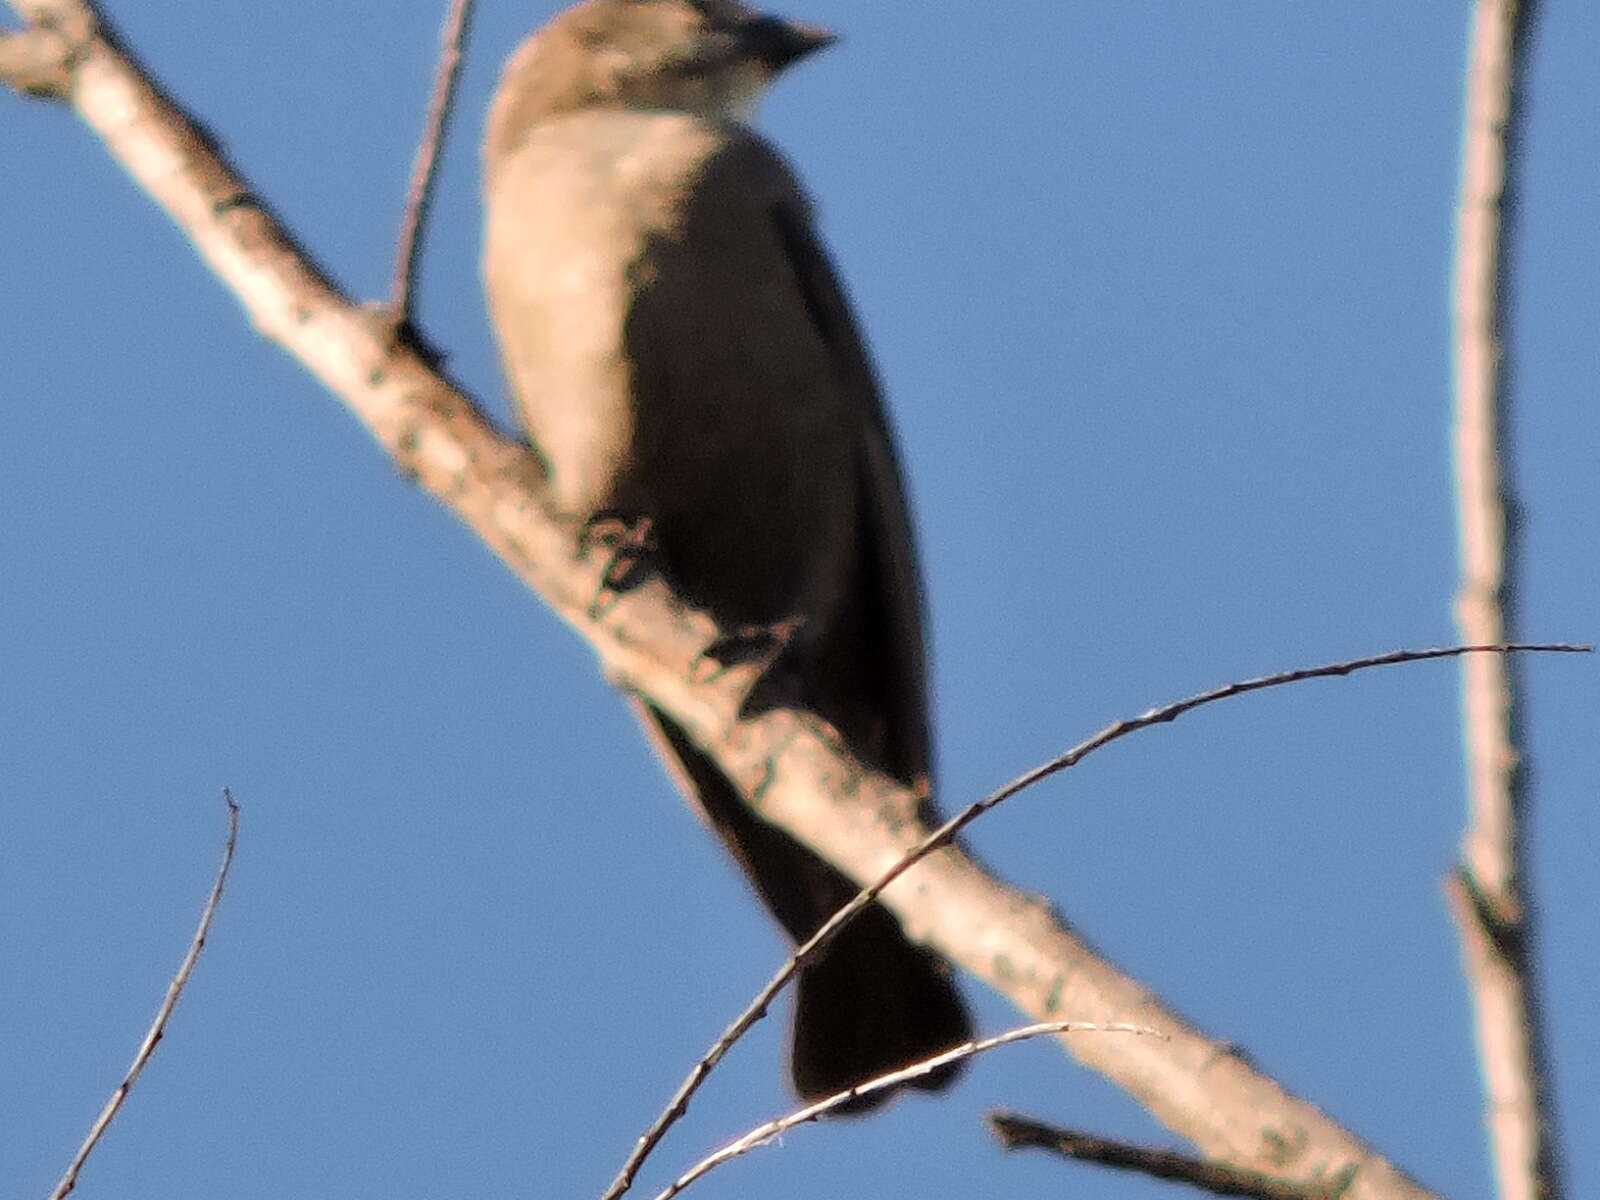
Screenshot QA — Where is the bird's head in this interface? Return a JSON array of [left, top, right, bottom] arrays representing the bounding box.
[[568, 0, 835, 118], [488, 0, 836, 156]]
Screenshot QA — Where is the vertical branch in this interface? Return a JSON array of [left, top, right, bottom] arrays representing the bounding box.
[[1448, 3, 1561, 1199], [388, 0, 477, 321]]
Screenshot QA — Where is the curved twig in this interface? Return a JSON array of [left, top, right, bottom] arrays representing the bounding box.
[[654, 1022, 1159, 1200], [48, 792, 241, 1200]]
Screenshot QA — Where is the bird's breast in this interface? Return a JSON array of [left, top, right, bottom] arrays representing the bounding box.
[[483, 110, 729, 518]]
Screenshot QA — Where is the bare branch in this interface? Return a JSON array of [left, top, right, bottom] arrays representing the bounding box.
[[989, 1112, 1352, 1200], [653, 1022, 1159, 1200], [48, 791, 241, 1200], [387, 0, 477, 321], [1450, 3, 1563, 1197], [604, 643, 1584, 1200], [1446, 871, 1558, 1200]]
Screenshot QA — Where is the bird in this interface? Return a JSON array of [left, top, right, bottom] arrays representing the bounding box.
[[482, 0, 970, 1108]]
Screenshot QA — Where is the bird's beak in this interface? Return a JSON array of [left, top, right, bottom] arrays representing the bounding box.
[[738, 15, 838, 70]]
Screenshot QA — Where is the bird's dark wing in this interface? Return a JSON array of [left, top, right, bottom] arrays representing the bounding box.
[[765, 183, 934, 794], [625, 130, 966, 1105]]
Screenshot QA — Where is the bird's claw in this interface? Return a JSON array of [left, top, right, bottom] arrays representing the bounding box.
[[579, 511, 657, 618], [691, 616, 805, 684]]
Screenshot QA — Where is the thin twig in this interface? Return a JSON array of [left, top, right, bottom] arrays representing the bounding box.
[[48, 791, 241, 1200], [1450, 4, 1562, 1199], [601, 642, 1587, 1200], [652, 1022, 1157, 1200], [989, 1112, 1352, 1200], [387, 0, 477, 320]]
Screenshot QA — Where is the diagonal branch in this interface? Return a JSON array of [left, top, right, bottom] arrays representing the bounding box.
[[989, 1112, 1351, 1200], [48, 792, 241, 1200]]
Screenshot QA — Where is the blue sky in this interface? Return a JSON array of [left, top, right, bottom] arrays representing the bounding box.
[[5, 4, 1596, 1199]]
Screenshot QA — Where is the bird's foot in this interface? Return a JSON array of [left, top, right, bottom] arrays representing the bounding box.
[[579, 511, 658, 618], [692, 616, 805, 685]]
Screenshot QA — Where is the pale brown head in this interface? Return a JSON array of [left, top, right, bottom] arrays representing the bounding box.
[[485, 0, 836, 165]]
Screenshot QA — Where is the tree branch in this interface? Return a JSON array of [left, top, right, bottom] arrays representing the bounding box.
[[386, 0, 476, 322], [1449, 3, 1563, 1197], [48, 792, 240, 1200], [989, 1112, 1352, 1200]]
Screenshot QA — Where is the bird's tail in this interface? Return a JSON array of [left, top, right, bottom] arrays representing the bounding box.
[[634, 702, 970, 1109]]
